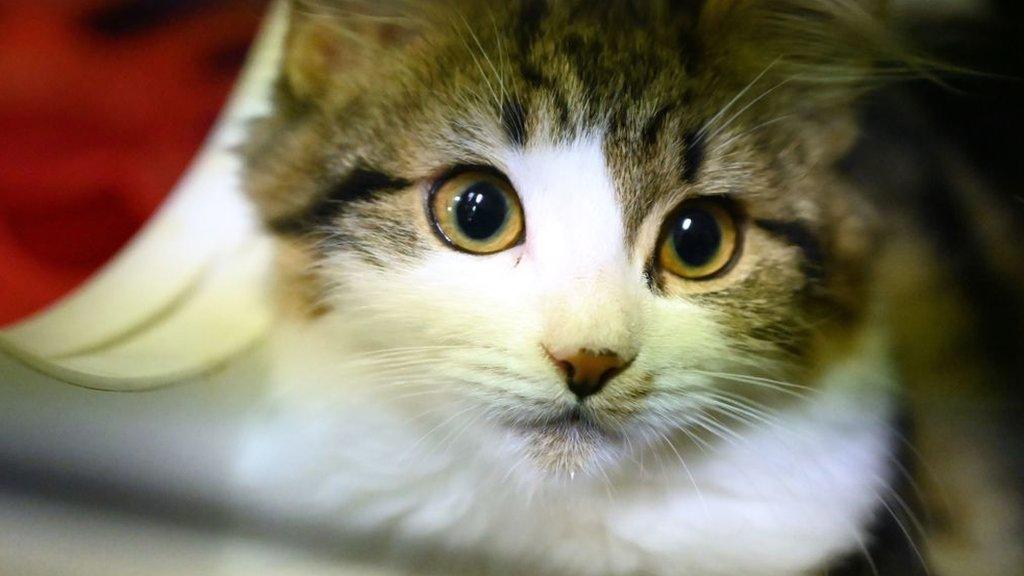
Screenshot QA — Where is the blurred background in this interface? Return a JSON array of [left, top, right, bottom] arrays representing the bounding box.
[[0, 1, 264, 327], [0, 1, 1021, 575]]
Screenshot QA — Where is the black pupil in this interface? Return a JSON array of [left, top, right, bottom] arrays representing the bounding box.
[[454, 181, 509, 241], [671, 208, 722, 267]]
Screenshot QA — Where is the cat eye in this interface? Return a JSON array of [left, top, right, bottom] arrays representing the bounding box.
[[429, 169, 524, 254], [658, 198, 740, 280]]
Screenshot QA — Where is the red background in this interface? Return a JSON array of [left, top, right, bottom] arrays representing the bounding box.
[[0, 1, 264, 327]]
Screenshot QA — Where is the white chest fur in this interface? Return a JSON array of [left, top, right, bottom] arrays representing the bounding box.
[[233, 322, 899, 576]]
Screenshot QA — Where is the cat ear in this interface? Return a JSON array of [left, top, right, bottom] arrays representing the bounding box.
[[693, 0, 911, 165], [283, 0, 423, 101], [697, 0, 904, 86], [698, 0, 888, 21]]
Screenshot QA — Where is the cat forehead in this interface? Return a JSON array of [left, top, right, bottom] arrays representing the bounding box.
[[495, 136, 635, 273], [497, 128, 706, 253], [253, 0, 855, 242], [349, 1, 722, 223], [321, 0, 708, 154], [429, 0, 705, 141]]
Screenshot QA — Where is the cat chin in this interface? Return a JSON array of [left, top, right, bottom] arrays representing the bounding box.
[[497, 407, 628, 479]]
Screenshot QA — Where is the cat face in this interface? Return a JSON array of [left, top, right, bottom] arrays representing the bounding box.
[[246, 0, 889, 476]]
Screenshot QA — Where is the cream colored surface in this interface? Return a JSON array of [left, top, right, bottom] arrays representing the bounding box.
[[0, 338, 404, 576], [0, 493, 402, 576]]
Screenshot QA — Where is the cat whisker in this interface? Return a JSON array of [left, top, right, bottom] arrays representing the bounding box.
[[449, 9, 503, 111], [659, 419, 713, 454], [343, 355, 464, 373], [697, 56, 782, 141], [701, 397, 776, 432], [400, 400, 483, 461], [846, 521, 882, 576], [652, 427, 710, 519], [878, 479, 931, 550], [639, 427, 671, 478], [884, 450, 941, 530], [435, 408, 489, 462], [686, 369, 816, 399], [387, 387, 458, 404], [700, 391, 790, 431], [869, 486, 931, 575], [711, 113, 798, 156], [334, 351, 483, 370], [598, 464, 619, 502], [696, 410, 748, 447], [487, 8, 512, 101], [705, 77, 793, 145], [619, 429, 647, 479]]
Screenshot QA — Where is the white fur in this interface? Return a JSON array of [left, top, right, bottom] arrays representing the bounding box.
[[233, 137, 900, 575]]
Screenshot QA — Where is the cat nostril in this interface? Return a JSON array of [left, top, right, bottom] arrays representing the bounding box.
[[545, 348, 632, 401]]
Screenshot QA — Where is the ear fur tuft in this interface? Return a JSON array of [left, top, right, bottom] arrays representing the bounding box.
[[697, 0, 922, 100], [283, 0, 424, 101]]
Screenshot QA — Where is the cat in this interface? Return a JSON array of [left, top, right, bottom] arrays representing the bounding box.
[[234, 1, 991, 575]]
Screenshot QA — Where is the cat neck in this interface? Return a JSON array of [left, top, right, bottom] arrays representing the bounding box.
[[232, 318, 900, 576]]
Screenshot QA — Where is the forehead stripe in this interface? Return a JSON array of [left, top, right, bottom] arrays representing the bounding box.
[[267, 167, 411, 235], [516, 0, 548, 52], [682, 131, 705, 183], [641, 105, 673, 148], [501, 98, 530, 148]]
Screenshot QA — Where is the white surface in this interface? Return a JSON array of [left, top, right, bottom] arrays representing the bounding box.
[[0, 492, 401, 576], [0, 341, 404, 576]]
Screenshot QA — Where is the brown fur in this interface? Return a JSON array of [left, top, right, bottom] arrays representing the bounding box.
[[243, 1, 959, 573]]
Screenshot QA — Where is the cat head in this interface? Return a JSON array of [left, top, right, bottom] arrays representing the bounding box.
[[245, 0, 905, 478]]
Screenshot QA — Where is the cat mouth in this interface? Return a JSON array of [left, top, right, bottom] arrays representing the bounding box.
[[504, 407, 618, 475], [513, 405, 603, 432]]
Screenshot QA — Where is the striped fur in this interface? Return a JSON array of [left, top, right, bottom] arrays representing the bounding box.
[[234, 2, 1021, 575]]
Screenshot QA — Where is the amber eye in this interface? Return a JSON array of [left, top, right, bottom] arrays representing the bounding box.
[[429, 170, 524, 254], [658, 199, 740, 280]]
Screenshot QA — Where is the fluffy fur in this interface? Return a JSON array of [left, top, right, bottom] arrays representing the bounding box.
[[238, 1, 925, 574]]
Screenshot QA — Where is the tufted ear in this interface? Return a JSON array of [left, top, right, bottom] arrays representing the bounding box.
[[696, 0, 906, 93], [692, 0, 911, 163], [699, 0, 889, 25], [283, 0, 423, 102]]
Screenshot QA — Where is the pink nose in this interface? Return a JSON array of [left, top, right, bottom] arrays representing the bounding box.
[[547, 348, 632, 400]]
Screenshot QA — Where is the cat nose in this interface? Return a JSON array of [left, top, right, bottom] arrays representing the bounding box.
[[546, 348, 633, 400]]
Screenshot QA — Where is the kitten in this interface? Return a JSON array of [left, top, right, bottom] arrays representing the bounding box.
[[238, 1, 932, 574]]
